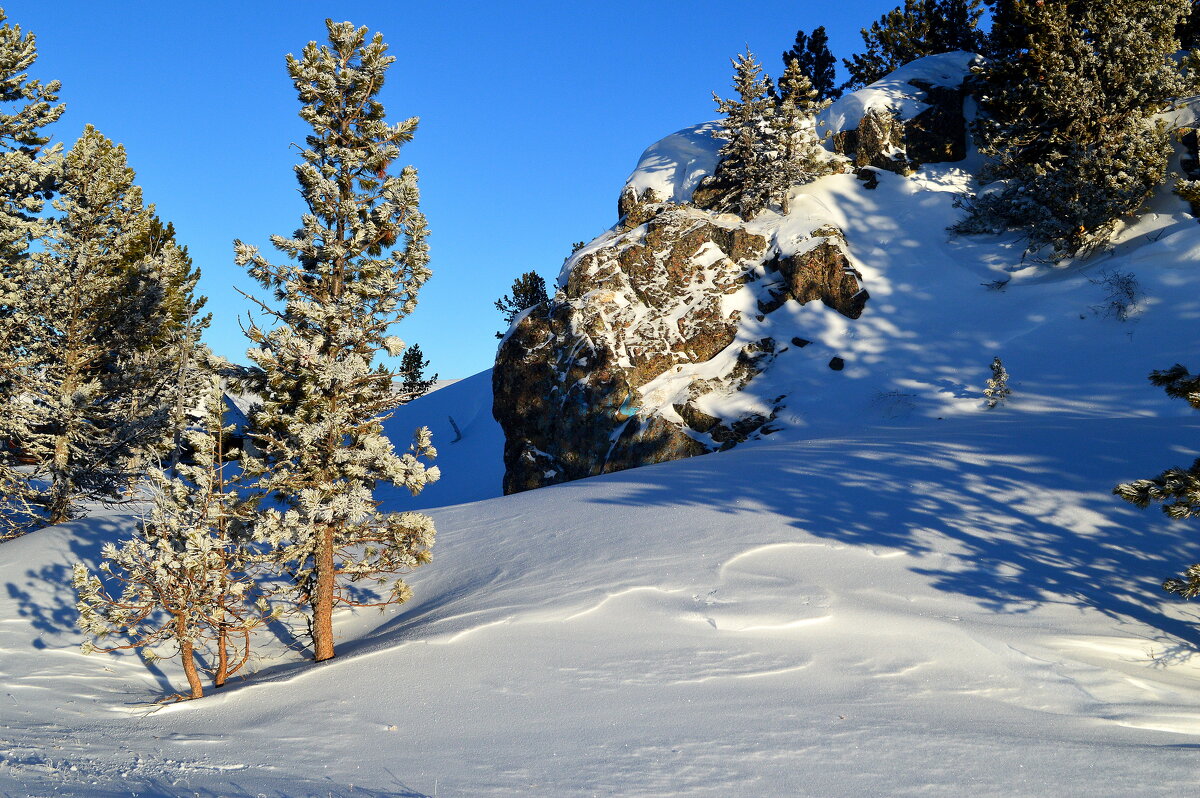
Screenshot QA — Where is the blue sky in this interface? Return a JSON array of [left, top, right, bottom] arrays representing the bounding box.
[[10, 0, 899, 378]]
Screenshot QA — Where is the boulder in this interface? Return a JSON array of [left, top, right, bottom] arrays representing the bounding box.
[[493, 206, 868, 494]]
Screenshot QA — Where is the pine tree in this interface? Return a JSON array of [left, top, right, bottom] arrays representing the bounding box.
[[708, 49, 778, 218], [960, 0, 1194, 258], [0, 126, 199, 535], [781, 26, 841, 102], [984, 356, 1010, 408], [0, 6, 62, 265], [494, 270, 548, 338], [397, 343, 437, 402], [1114, 365, 1200, 597], [774, 59, 840, 213], [843, 0, 985, 90], [234, 20, 439, 662], [74, 368, 265, 700], [0, 7, 63, 539]]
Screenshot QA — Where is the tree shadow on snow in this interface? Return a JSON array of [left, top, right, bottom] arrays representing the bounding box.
[[585, 414, 1200, 656]]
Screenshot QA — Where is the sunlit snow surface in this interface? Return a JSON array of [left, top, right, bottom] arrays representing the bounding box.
[[6, 82, 1200, 794]]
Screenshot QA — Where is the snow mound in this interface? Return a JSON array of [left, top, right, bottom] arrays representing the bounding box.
[[379, 368, 504, 509], [819, 50, 980, 135], [622, 121, 723, 205]]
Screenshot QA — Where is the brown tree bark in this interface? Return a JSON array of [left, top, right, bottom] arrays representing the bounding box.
[[177, 620, 204, 699], [312, 525, 336, 661]]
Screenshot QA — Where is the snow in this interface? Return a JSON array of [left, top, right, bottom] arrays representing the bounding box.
[[622, 122, 723, 206], [6, 76, 1200, 797], [819, 51, 981, 135]]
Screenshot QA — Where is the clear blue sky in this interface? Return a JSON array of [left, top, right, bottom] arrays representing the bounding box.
[[10, 0, 898, 378]]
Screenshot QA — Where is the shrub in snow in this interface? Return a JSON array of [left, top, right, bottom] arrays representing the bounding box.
[[959, 0, 1195, 258], [1114, 365, 1200, 597], [1090, 269, 1141, 322], [234, 21, 438, 663], [984, 356, 1010, 409]]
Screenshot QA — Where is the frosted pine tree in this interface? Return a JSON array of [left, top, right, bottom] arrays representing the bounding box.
[[773, 59, 840, 214], [1114, 365, 1200, 597], [0, 7, 63, 539], [984, 356, 1010, 408], [702, 50, 778, 218], [960, 0, 1194, 257], [234, 20, 438, 662], [1, 126, 194, 533], [74, 369, 265, 700], [0, 6, 61, 264]]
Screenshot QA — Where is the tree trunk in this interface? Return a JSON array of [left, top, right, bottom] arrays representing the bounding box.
[[312, 525, 336, 661], [47, 432, 72, 525], [177, 619, 204, 699], [214, 622, 229, 687]]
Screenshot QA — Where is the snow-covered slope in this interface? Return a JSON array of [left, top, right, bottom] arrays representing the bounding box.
[[5, 68, 1200, 796], [4, 411, 1200, 796]]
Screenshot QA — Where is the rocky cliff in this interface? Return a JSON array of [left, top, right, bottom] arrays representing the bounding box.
[[492, 52, 976, 495]]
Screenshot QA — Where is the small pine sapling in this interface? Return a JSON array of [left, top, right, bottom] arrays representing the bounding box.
[[1114, 365, 1200, 597], [495, 271, 549, 338], [73, 370, 266, 699], [984, 356, 1011, 408]]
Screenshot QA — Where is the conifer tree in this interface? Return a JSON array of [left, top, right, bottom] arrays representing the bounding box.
[[234, 20, 439, 662], [0, 127, 200, 535], [708, 50, 777, 218], [774, 59, 840, 213], [74, 368, 265, 700], [960, 0, 1193, 258], [781, 26, 841, 102], [494, 270, 548, 338], [398, 343, 437, 403], [984, 356, 1010, 408], [0, 7, 63, 539], [1114, 365, 1200, 597], [843, 0, 985, 90], [0, 6, 62, 265]]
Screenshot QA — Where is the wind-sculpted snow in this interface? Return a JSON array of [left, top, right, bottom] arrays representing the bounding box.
[[5, 414, 1200, 795]]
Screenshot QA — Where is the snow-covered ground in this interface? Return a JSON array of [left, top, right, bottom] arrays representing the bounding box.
[[5, 68, 1200, 794]]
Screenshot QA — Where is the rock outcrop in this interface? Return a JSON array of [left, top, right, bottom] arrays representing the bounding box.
[[824, 51, 977, 175], [492, 200, 867, 494]]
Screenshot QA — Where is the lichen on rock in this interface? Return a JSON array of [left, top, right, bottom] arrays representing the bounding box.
[[493, 198, 868, 494]]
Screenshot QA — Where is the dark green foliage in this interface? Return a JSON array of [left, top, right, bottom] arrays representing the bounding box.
[[1179, 1, 1200, 49], [706, 50, 778, 218], [495, 270, 548, 338], [782, 26, 841, 101], [959, 0, 1193, 258], [843, 0, 985, 90], [1114, 366, 1200, 597], [398, 343, 436, 402]]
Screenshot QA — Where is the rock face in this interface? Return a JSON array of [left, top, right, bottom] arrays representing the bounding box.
[[826, 53, 975, 174], [492, 197, 867, 494]]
